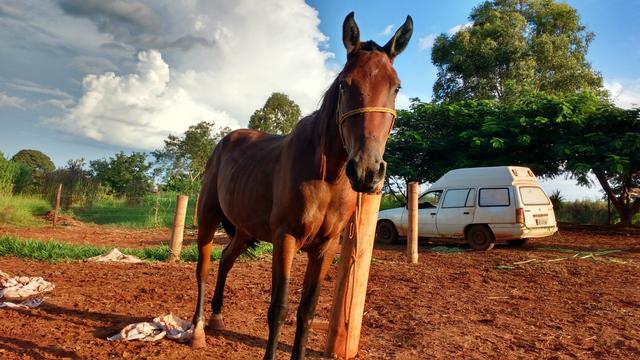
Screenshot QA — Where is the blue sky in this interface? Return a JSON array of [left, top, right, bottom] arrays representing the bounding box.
[[0, 0, 638, 199]]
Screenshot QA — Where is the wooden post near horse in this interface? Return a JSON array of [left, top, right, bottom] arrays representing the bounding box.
[[407, 182, 419, 263], [325, 192, 382, 359], [53, 183, 62, 229], [192, 194, 199, 227], [168, 195, 188, 263]]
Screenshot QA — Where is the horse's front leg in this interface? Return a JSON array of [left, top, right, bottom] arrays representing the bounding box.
[[291, 237, 339, 359], [264, 232, 297, 360]]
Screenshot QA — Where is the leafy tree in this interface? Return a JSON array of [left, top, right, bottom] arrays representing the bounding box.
[[43, 159, 101, 210], [152, 121, 231, 195], [90, 152, 152, 204], [10, 149, 54, 193], [431, 0, 603, 103], [386, 93, 640, 226], [564, 105, 640, 226], [0, 152, 17, 195], [248, 92, 302, 135]]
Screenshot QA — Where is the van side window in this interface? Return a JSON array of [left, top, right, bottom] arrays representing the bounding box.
[[465, 188, 476, 207], [442, 189, 470, 208], [418, 190, 442, 209], [479, 188, 510, 207]]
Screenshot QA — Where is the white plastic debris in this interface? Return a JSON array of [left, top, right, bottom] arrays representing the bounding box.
[[0, 276, 54, 301], [0, 298, 45, 309], [108, 313, 193, 342], [87, 248, 143, 263], [0, 272, 54, 309]]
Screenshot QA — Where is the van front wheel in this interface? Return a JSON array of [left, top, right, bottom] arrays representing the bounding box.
[[375, 221, 398, 244], [467, 225, 495, 251]]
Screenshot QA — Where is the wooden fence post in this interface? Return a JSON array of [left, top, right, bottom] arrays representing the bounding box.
[[53, 184, 62, 229], [407, 182, 419, 264], [168, 195, 189, 263], [325, 192, 381, 359], [193, 194, 200, 227]]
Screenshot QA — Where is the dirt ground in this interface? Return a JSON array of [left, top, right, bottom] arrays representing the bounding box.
[[1, 223, 639, 359]]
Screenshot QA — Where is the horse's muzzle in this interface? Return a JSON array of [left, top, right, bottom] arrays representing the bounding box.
[[345, 158, 386, 193]]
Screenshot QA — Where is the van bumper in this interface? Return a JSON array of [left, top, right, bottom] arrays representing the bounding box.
[[488, 224, 558, 240]]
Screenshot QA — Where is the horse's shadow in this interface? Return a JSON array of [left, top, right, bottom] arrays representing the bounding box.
[[0, 335, 81, 359], [206, 328, 326, 358], [8, 303, 326, 357]]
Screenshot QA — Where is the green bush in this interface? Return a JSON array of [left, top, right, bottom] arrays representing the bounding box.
[[556, 199, 611, 225], [0, 195, 51, 226]]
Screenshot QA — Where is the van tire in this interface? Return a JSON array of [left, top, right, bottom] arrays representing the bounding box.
[[507, 239, 528, 247], [375, 221, 398, 244], [467, 225, 495, 251]]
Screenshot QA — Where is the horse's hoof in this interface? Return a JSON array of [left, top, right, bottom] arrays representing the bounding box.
[[191, 335, 206, 349], [208, 314, 225, 331]]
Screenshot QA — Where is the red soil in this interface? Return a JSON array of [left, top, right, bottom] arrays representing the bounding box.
[[1, 223, 639, 359]]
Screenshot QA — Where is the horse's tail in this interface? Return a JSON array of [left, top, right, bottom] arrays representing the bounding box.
[[220, 215, 236, 238]]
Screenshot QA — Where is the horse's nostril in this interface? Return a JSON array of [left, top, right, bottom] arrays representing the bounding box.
[[378, 162, 386, 177], [346, 159, 357, 179]]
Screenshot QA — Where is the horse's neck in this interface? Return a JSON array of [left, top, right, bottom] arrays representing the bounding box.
[[315, 106, 348, 183]]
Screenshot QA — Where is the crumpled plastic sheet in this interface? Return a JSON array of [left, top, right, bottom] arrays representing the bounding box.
[[87, 248, 143, 263], [0, 271, 54, 309], [108, 313, 193, 342]]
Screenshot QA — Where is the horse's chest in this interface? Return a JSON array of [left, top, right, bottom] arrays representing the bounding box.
[[290, 181, 355, 244]]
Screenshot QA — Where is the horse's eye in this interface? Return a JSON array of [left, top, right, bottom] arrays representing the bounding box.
[[395, 85, 401, 94]]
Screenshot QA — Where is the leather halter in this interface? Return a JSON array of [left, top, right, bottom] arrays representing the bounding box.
[[336, 84, 397, 147]]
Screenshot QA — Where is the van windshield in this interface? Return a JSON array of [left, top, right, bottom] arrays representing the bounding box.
[[519, 186, 550, 205]]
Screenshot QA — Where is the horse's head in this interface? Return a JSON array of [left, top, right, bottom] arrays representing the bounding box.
[[338, 12, 413, 193]]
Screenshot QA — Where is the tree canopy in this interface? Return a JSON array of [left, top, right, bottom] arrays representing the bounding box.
[[248, 92, 302, 135], [10, 149, 55, 194], [152, 121, 231, 195], [386, 93, 640, 226], [431, 0, 603, 103], [90, 152, 152, 202]]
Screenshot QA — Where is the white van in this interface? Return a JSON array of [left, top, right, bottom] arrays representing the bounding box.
[[376, 166, 558, 250]]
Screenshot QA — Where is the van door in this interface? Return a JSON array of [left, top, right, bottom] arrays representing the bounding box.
[[518, 186, 556, 227], [417, 190, 442, 236], [436, 188, 475, 237]]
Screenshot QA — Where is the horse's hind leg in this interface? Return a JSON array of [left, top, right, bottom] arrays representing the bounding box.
[[191, 194, 221, 349], [208, 230, 253, 330]]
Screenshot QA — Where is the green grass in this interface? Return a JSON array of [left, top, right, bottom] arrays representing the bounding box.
[[0, 235, 272, 262], [0, 195, 51, 227], [71, 192, 198, 228]]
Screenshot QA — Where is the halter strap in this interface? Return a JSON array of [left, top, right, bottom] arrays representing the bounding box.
[[338, 107, 397, 125], [336, 88, 397, 148]]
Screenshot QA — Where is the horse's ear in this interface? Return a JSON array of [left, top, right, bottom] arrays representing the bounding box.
[[342, 12, 360, 55], [383, 15, 413, 59]]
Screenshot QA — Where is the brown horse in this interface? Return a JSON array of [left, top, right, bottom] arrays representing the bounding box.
[[191, 12, 413, 359]]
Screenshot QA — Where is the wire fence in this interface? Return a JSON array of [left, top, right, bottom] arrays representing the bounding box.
[[53, 191, 199, 228]]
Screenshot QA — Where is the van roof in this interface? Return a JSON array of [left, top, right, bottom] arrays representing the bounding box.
[[429, 166, 539, 189]]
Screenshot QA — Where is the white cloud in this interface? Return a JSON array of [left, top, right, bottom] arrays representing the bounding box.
[[419, 34, 437, 50], [379, 24, 394, 36], [448, 22, 473, 34], [0, 91, 25, 109], [49, 50, 236, 150], [396, 92, 411, 110], [7, 80, 73, 99], [605, 79, 640, 109], [41, 0, 336, 150]]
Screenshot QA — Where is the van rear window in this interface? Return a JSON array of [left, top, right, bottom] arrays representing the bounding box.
[[519, 186, 550, 205]]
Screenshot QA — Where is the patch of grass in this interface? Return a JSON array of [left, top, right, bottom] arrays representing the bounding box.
[[428, 245, 468, 253], [71, 192, 198, 228], [0, 235, 272, 262], [0, 195, 51, 227]]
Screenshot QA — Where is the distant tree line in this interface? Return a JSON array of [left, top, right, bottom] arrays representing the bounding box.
[[0, 91, 302, 209]]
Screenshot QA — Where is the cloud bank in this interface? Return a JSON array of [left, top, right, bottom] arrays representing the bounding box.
[[4, 0, 336, 150]]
